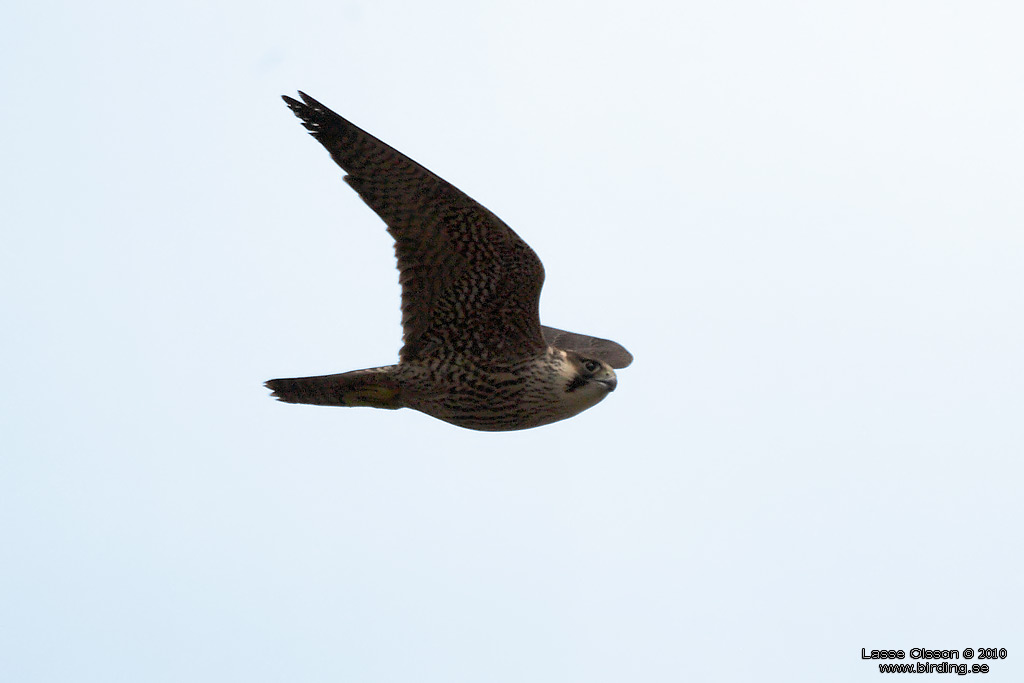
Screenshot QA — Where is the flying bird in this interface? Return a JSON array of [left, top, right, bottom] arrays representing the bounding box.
[[266, 92, 632, 431]]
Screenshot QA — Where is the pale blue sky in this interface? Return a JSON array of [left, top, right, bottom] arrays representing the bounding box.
[[3, 1, 1023, 681]]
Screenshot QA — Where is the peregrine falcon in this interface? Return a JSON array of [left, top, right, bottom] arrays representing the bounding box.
[[266, 92, 632, 431]]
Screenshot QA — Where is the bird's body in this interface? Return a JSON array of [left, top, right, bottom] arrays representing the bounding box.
[[267, 92, 632, 431]]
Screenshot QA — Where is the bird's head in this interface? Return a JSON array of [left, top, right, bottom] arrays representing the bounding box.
[[562, 351, 617, 399]]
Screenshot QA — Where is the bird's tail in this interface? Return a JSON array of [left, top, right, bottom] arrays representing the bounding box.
[[265, 366, 402, 409]]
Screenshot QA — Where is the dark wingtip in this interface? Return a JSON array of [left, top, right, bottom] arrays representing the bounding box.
[[264, 379, 284, 401], [281, 90, 325, 110], [297, 90, 319, 107], [281, 92, 323, 134]]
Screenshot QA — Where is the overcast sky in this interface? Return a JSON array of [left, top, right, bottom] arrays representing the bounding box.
[[3, 1, 1023, 681]]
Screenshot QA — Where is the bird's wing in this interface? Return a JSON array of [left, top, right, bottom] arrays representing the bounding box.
[[541, 325, 634, 369], [283, 92, 547, 365]]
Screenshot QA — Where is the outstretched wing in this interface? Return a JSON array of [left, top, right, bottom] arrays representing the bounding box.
[[541, 325, 634, 369], [283, 92, 547, 365]]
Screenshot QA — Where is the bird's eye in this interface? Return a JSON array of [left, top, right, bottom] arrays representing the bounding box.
[[583, 359, 601, 373]]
